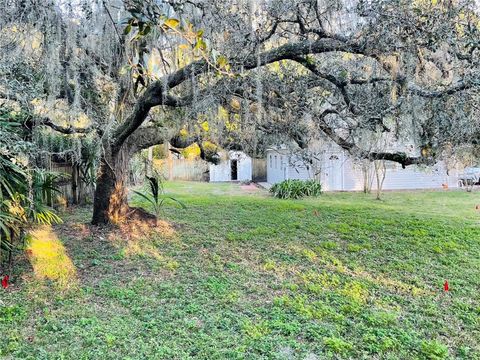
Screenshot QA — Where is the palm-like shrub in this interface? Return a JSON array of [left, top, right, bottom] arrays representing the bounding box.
[[0, 153, 28, 263], [0, 114, 62, 272], [270, 179, 322, 199], [1, 160, 62, 270], [33, 170, 63, 207], [133, 176, 186, 216]]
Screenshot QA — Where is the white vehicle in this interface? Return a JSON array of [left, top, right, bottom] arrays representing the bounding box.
[[459, 167, 480, 188]]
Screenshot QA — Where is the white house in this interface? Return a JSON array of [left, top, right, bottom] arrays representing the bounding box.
[[266, 145, 461, 191], [209, 151, 252, 182]]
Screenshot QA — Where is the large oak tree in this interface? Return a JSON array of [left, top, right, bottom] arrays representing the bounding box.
[[1, 0, 478, 224]]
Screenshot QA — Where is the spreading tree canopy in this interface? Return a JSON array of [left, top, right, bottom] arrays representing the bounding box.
[[1, 0, 479, 224]]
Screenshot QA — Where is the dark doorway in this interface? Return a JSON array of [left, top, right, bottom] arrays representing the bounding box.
[[231, 160, 238, 180]]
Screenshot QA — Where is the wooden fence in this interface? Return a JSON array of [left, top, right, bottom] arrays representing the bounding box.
[[50, 162, 95, 206], [153, 158, 209, 181], [252, 158, 267, 182], [151, 157, 267, 182]]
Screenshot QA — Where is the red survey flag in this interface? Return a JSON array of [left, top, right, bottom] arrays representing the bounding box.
[[1, 275, 9, 289]]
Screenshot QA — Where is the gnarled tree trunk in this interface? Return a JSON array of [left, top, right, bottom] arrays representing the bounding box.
[[91, 145, 131, 225], [90, 125, 176, 225]]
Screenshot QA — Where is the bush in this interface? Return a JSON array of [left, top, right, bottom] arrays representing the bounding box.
[[1, 114, 62, 271], [270, 179, 322, 199]]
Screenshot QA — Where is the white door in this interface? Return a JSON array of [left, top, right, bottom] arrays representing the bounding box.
[[325, 153, 343, 191]]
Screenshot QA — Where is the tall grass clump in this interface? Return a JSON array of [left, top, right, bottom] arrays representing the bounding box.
[[270, 179, 322, 199]]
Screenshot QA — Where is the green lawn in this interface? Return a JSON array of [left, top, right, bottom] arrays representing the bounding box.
[[1, 182, 480, 359]]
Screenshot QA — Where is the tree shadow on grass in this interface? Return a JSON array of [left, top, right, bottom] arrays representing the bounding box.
[[5, 204, 181, 295], [54, 207, 181, 285]]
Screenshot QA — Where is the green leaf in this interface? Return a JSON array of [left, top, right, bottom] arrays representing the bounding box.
[[165, 196, 187, 209], [132, 190, 156, 208], [119, 65, 131, 76], [141, 25, 152, 36], [124, 24, 132, 35]]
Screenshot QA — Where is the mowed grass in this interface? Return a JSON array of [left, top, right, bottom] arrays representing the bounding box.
[[1, 182, 480, 359]]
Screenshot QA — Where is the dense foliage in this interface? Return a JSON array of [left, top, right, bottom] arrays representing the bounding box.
[[0, 110, 61, 273], [270, 179, 322, 199]]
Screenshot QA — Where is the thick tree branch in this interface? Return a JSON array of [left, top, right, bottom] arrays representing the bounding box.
[[293, 55, 476, 100], [124, 126, 178, 154], [316, 110, 432, 168], [406, 80, 474, 98], [112, 37, 365, 150], [125, 125, 220, 164], [26, 117, 97, 135], [1, 92, 98, 135], [112, 30, 477, 156]]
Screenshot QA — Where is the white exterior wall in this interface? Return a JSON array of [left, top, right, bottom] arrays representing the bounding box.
[[266, 147, 460, 191], [342, 158, 459, 191], [236, 151, 253, 181], [342, 158, 366, 191], [209, 160, 231, 182], [209, 151, 252, 182], [266, 150, 289, 183], [321, 151, 345, 191], [287, 155, 313, 181], [373, 163, 458, 191]]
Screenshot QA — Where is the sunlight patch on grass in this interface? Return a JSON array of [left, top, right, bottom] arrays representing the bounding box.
[[118, 218, 176, 240], [345, 267, 432, 297], [295, 245, 431, 297], [26, 225, 77, 288]]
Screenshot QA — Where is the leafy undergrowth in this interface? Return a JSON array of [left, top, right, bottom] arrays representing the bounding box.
[[1, 182, 480, 359]]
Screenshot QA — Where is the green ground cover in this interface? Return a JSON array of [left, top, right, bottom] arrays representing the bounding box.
[[1, 182, 479, 359]]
